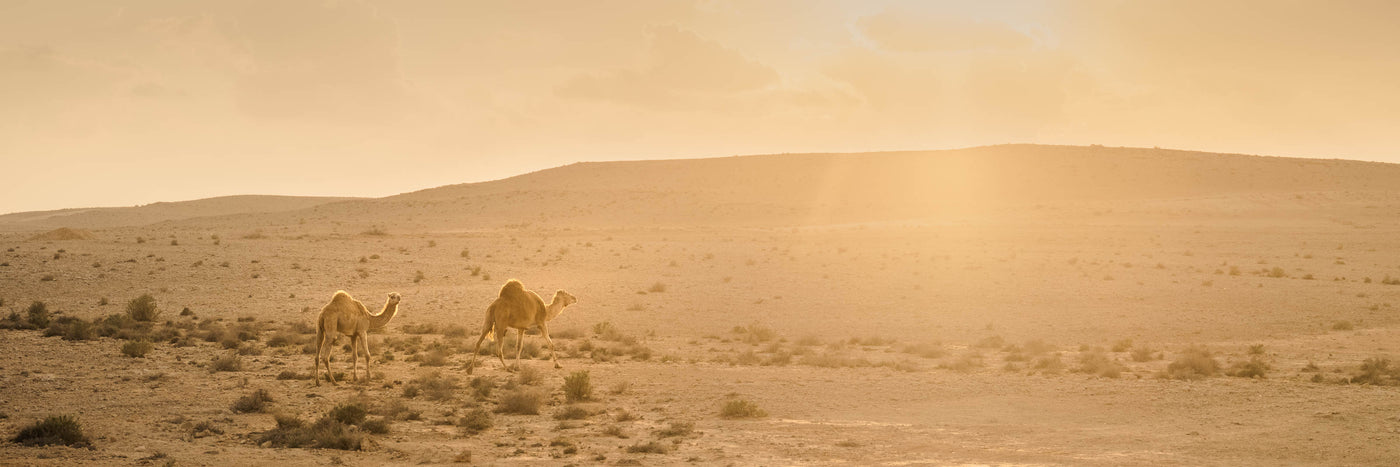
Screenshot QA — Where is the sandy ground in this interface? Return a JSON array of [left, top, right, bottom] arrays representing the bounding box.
[[3, 202, 1400, 466]]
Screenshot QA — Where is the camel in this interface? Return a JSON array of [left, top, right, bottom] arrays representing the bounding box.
[[314, 291, 401, 386], [468, 279, 577, 374]]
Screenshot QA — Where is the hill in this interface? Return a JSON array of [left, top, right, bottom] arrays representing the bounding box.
[[0, 195, 361, 231], [178, 144, 1400, 232]]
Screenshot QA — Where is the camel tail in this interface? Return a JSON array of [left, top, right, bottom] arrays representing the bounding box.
[[482, 302, 498, 342]]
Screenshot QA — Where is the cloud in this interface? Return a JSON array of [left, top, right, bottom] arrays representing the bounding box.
[[224, 0, 415, 123], [556, 25, 779, 109], [857, 8, 1033, 53]]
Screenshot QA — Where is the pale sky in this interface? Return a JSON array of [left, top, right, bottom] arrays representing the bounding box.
[[2, 0, 1399, 214]]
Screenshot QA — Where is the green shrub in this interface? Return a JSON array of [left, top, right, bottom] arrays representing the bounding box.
[[122, 340, 154, 358], [126, 294, 160, 322], [720, 399, 767, 419], [12, 415, 90, 447], [563, 370, 593, 402]]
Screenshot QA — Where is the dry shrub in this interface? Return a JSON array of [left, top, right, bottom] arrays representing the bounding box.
[[656, 421, 694, 437], [496, 388, 545, 415], [458, 408, 493, 434], [1349, 357, 1400, 385], [1163, 347, 1220, 380], [720, 399, 767, 419], [626, 441, 670, 454], [210, 352, 243, 372], [126, 294, 160, 322], [232, 389, 274, 413], [1076, 350, 1125, 378], [122, 339, 154, 358], [553, 405, 592, 420], [12, 415, 90, 447], [563, 370, 593, 402], [1228, 356, 1271, 379]]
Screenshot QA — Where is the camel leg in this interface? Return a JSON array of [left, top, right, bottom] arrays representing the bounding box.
[[468, 327, 491, 375], [539, 322, 561, 369], [360, 332, 372, 383], [314, 341, 322, 387], [514, 329, 526, 367], [321, 334, 338, 386], [349, 334, 360, 382], [496, 327, 510, 372]]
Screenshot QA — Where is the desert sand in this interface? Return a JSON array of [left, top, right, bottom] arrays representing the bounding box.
[[3, 145, 1400, 465]]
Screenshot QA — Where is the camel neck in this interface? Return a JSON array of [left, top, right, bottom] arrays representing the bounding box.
[[544, 299, 567, 322], [370, 300, 399, 329]]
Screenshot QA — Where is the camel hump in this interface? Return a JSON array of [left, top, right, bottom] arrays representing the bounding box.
[[499, 279, 525, 296]]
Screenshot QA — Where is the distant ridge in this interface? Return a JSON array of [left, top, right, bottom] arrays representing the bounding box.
[[0, 195, 361, 231], [7, 145, 1400, 232]]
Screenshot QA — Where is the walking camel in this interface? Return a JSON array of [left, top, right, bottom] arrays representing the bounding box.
[[315, 290, 401, 386], [469, 279, 577, 373]]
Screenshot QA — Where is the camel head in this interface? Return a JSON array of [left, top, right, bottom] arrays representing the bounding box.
[[387, 292, 401, 305], [553, 290, 577, 308]]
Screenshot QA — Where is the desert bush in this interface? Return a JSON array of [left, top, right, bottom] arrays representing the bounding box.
[[901, 342, 945, 359], [516, 364, 542, 386], [45, 317, 95, 341], [1076, 350, 1125, 378], [1163, 347, 1219, 380], [256, 414, 364, 450], [720, 399, 767, 419], [405, 371, 459, 401], [656, 421, 694, 438], [801, 352, 873, 368], [210, 352, 243, 372], [1247, 344, 1266, 355], [329, 403, 368, 425], [360, 417, 390, 434], [938, 352, 984, 372], [626, 441, 670, 454], [563, 370, 593, 402], [553, 405, 591, 420], [276, 370, 309, 380], [122, 339, 154, 358], [647, 282, 667, 293], [1111, 339, 1133, 352], [1331, 320, 1355, 331], [1031, 353, 1066, 374], [1228, 356, 1271, 378], [795, 335, 823, 347], [458, 408, 493, 434], [1130, 346, 1156, 362], [266, 330, 307, 348], [601, 425, 627, 438], [126, 294, 160, 322], [232, 389, 274, 413], [735, 324, 777, 344], [11, 415, 90, 447], [469, 376, 496, 400], [495, 387, 545, 414], [1349, 357, 1400, 385], [26, 301, 50, 328], [419, 348, 450, 367]]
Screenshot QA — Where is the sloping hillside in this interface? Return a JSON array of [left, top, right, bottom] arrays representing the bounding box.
[[15, 145, 1400, 233], [0, 195, 360, 231], [186, 145, 1400, 232]]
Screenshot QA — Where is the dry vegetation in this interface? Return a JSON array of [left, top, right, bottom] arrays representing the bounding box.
[[5, 147, 1400, 464]]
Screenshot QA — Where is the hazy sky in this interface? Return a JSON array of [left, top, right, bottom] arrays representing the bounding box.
[[3, 0, 1398, 214]]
